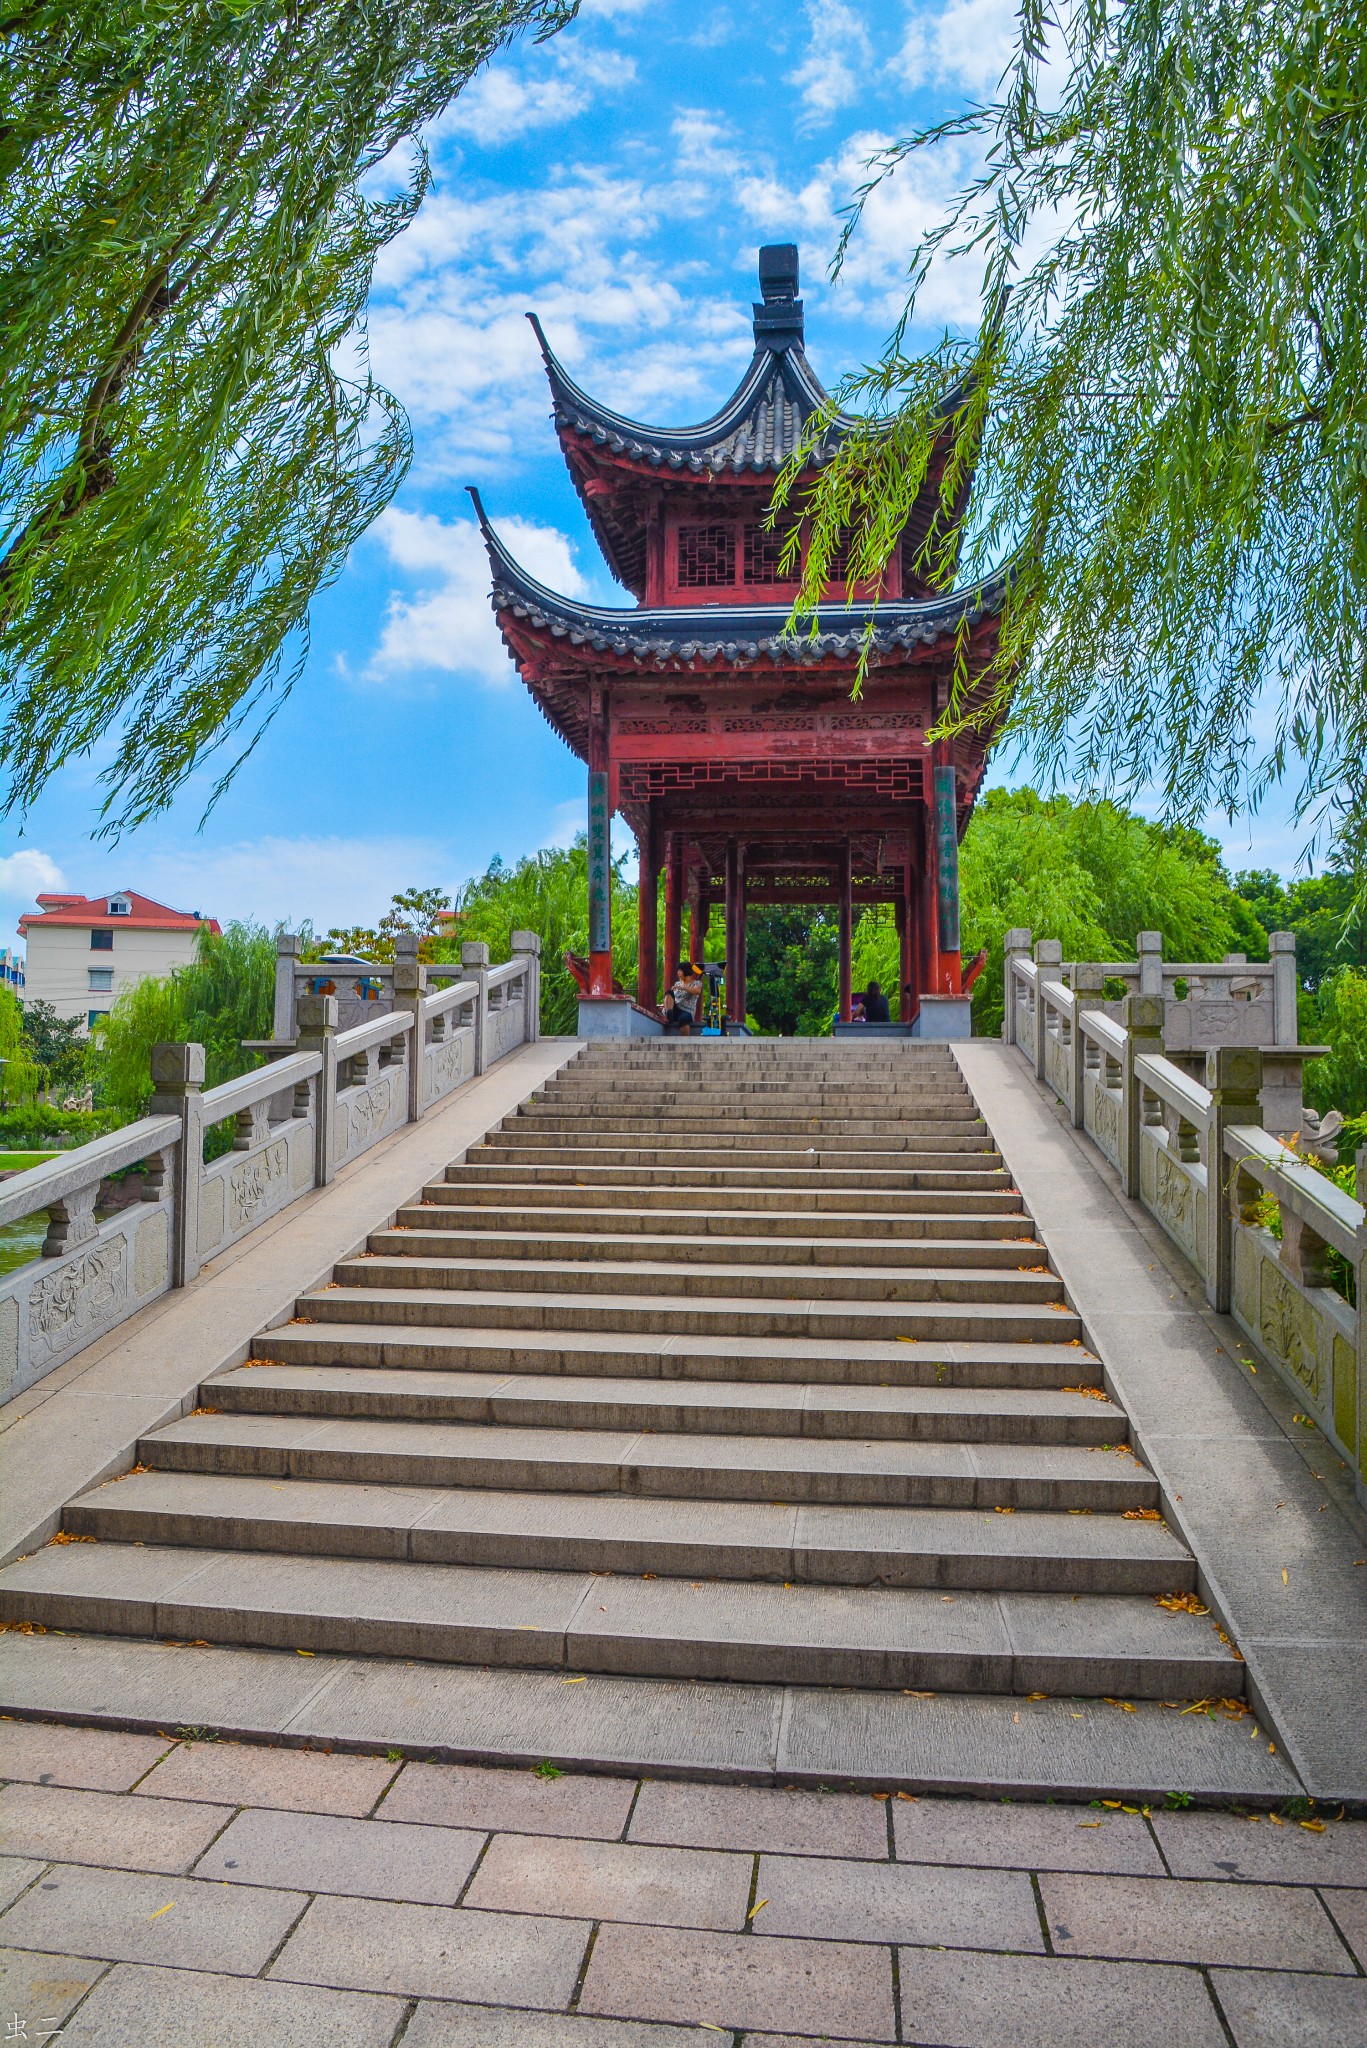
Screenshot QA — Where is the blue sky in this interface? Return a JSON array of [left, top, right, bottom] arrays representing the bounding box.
[[0, 0, 1313, 951]]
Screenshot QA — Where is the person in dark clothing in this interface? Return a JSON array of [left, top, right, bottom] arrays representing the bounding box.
[[862, 979, 891, 1023]]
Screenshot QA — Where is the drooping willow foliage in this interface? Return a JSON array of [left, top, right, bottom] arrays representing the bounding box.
[[0, 0, 575, 834], [785, 0, 1367, 851]]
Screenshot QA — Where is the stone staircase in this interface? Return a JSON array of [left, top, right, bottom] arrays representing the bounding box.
[[0, 1041, 1242, 1705]]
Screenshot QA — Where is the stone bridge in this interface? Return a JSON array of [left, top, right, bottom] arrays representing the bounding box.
[[0, 932, 1363, 2043]]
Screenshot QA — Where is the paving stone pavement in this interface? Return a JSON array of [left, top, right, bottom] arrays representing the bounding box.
[[1, 1728, 1363, 2045]]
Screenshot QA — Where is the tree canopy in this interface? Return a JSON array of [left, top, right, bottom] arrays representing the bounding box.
[[790, 0, 1367, 854], [0, 0, 574, 835]]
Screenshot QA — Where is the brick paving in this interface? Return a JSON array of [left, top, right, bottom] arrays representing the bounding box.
[[0, 1724, 1363, 2045]]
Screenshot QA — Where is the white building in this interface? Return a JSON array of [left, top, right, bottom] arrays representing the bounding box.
[[18, 890, 219, 1032]]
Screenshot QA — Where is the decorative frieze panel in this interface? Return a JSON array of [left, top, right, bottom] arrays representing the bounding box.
[[227, 1137, 290, 1235], [27, 1237, 127, 1360]]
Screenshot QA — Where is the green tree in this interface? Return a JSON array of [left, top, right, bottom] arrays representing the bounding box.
[[955, 789, 1246, 1035], [790, 0, 1367, 850], [0, 986, 23, 1062], [100, 920, 279, 1117], [745, 906, 839, 1036], [438, 842, 639, 1036], [1, 0, 575, 836], [19, 999, 88, 1091], [1304, 968, 1367, 1118]]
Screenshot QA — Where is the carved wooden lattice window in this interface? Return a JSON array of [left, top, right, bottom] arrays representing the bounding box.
[[676, 523, 736, 588], [742, 521, 797, 585]]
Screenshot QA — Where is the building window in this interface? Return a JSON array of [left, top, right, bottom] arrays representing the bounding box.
[[676, 523, 736, 589], [88, 968, 114, 991], [742, 521, 797, 585], [91, 928, 113, 950], [107, 895, 131, 915], [88, 1010, 107, 1031]]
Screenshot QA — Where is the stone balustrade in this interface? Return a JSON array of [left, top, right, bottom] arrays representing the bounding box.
[[1006, 945, 1364, 1504], [0, 932, 543, 1406], [1004, 928, 1320, 1136]]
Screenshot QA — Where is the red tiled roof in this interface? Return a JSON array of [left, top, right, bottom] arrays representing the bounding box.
[[19, 890, 220, 935]]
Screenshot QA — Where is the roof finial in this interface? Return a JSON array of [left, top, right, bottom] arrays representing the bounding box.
[[753, 244, 803, 352]]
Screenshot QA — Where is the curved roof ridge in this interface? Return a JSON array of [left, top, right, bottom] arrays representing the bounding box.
[[466, 488, 1009, 645]]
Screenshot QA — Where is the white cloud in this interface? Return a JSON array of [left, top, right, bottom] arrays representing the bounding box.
[[786, 0, 873, 125], [440, 45, 637, 141], [363, 507, 587, 686], [901, 0, 1019, 95], [0, 848, 67, 903]]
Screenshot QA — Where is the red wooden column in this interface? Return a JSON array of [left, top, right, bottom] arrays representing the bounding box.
[[637, 804, 659, 1011], [587, 686, 614, 997], [735, 842, 749, 1025], [900, 855, 917, 1023], [663, 832, 682, 993], [724, 838, 742, 1028], [931, 740, 963, 995], [916, 801, 937, 1001], [837, 840, 853, 1023], [688, 872, 706, 969]]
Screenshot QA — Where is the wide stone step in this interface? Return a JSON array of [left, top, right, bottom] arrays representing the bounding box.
[[375, 1226, 1047, 1270], [489, 1129, 1002, 1157], [63, 1470, 1193, 1594], [333, 1254, 1064, 1308], [398, 1202, 1043, 1244], [258, 1322, 1101, 1390], [471, 1155, 1016, 1187], [511, 1116, 995, 1144], [524, 1095, 986, 1117], [0, 1542, 1235, 1695], [431, 1177, 1029, 1216], [133, 1412, 1151, 1508], [0, 1629, 1293, 1799], [198, 1362, 1121, 1444], [294, 1284, 1083, 1345]]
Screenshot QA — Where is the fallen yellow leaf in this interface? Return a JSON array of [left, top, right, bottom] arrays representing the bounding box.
[[295, 1649, 314, 1657], [747, 1898, 769, 1920], [1078, 1821, 1103, 1829], [1300, 1819, 1326, 1832], [1281, 1568, 1289, 1585], [148, 1903, 175, 1921], [562, 1676, 586, 1684]]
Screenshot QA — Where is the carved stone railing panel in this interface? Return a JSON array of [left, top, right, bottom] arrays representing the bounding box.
[[0, 933, 544, 1405], [0, 1114, 181, 1404]]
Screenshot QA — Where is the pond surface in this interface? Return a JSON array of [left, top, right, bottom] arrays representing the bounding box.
[[0, 1210, 50, 1277]]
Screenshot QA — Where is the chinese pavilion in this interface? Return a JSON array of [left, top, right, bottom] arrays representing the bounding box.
[[471, 244, 1008, 1034]]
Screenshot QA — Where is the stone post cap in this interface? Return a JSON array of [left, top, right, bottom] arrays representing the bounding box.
[[296, 994, 338, 1036], [150, 1041, 205, 1089], [1136, 931, 1162, 952], [1204, 1045, 1262, 1097], [1122, 993, 1165, 1035], [277, 931, 301, 958], [461, 941, 491, 968], [510, 930, 541, 957], [392, 932, 426, 995], [1034, 939, 1064, 966], [1269, 930, 1297, 955], [1004, 928, 1032, 952]]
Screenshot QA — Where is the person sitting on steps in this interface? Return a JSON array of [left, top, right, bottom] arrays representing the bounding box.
[[662, 962, 704, 1034], [862, 979, 891, 1023]]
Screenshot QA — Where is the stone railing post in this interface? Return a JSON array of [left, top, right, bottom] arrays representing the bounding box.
[[1120, 994, 1164, 1200], [392, 934, 427, 1125], [1137, 931, 1163, 997], [511, 930, 541, 1044], [1203, 1046, 1262, 1312], [1356, 1149, 1367, 1497], [273, 932, 301, 1044], [1071, 965, 1104, 1128], [296, 995, 338, 1187], [1033, 940, 1063, 1081], [1270, 931, 1298, 1047], [149, 1041, 205, 1287], [1002, 929, 1031, 1046], [462, 943, 490, 1075]]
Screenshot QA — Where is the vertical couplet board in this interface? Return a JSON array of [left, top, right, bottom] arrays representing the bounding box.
[[587, 770, 611, 957], [933, 764, 962, 955]]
